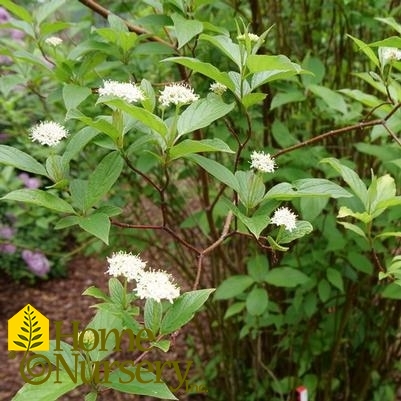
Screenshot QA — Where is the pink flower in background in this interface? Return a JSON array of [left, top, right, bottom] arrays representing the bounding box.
[[18, 173, 41, 189], [21, 250, 50, 277], [0, 225, 16, 254]]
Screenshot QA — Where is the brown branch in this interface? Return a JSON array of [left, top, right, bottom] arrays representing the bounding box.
[[193, 211, 234, 290], [274, 103, 401, 158], [78, 0, 177, 52]]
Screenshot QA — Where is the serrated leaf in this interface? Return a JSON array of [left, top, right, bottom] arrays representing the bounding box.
[[1, 189, 75, 214], [214, 275, 254, 300]]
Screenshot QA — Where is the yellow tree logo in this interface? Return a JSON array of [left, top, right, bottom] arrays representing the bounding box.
[[8, 304, 49, 351]]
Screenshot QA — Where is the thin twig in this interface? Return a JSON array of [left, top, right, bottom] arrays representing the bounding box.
[[78, 0, 177, 51]]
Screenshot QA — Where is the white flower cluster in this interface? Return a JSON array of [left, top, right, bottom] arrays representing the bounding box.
[[237, 33, 260, 43], [210, 82, 227, 95], [379, 47, 401, 66], [270, 207, 297, 232], [29, 121, 69, 146], [250, 150, 276, 173], [159, 83, 199, 107], [98, 80, 145, 104], [106, 251, 147, 281], [106, 251, 180, 303], [136, 270, 180, 303], [45, 36, 63, 46]]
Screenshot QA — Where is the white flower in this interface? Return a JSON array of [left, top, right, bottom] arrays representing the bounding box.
[[98, 80, 145, 103], [106, 251, 146, 281], [29, 121, 69, 146], [270, 207, 297, 232], [135, 269, 180, 303], [210, 82, 227, 95], [379, 47, 401, 66], [237, 33, 260, 43], [45, 36, 63, 46], [250, 151, 276, 173], [159, 83, 199, 107]]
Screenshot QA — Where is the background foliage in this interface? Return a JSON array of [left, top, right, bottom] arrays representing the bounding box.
[[1, 0, 401, 400]]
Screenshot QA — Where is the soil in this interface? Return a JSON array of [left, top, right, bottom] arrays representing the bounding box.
[[0, 257, 207, 401]]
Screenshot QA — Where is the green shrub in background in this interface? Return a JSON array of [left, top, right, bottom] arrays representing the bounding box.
[[1, 0, 401, 400]]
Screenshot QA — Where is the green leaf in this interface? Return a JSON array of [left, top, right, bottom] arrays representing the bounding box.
[[1, 189, 75, 214], [278, 221, 313, 244], [375, 17, 401, 35], [54, 215, 79, 230], [82, 286, 110, 301], [200, 34, 241, 69], [264, 179, 353, 200], [104, 369, 177, 399], [66, 109, 120, 141], [224, 302, 245, 319], [12, 370, 82, 401], [214, 275, 254, 300], [347, 34, 380, 68], [97, 98, 168, 137], [171, 13, 203, 49], [246, 287, 268, 316], [177, 97, 234, 137], [318, 279, 331, 303], [162, 57, 234, 91], [85, 151, 123, 210], [160, 289, 215, 335], [78, 212, 110, 245], [1, 0, 33, 22], [321, 158, 368, 206], [236, 210, 269, 239], [247, 54, 302, 74], [0, 145, 48, 177], [241, 92, 267, 108], [86, 308, 124, 362], [337, 221, 367, 239], [308, 84, 348, 114], [63, 127, 98, 163], [169, 138, 234, 160], [337, 206, 372, 224], [36, 0, 66, 25], [109, 277, 125, 305], [369, 36, 401, 49], [144, 299, 163, 334], [236, 170, 265, 209], [381, 283, 401, 299], [264, 267, 309, 287], [63, 84, 92, 111], [186, 154, 238, 191], [326, 268, 344, 292], [367, 174, 396, 217]]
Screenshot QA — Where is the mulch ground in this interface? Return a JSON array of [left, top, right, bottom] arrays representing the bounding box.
[[0, 257, 207, 401]]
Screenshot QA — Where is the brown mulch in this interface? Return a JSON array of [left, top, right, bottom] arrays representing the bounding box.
[[0, 257, 207, 401]]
